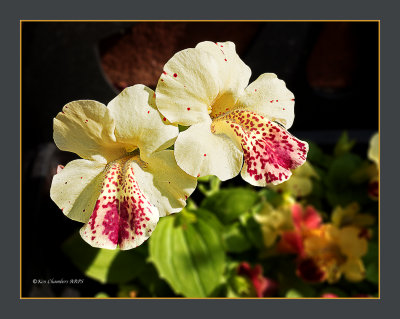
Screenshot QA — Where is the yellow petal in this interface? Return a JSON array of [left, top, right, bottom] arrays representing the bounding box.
[[235, 73, 295, 129], [339, 226, 368, 258], [155, 41, 251, 125], [342, 258, 366, 282], [135, 150, 198, 217], [79, 156, 159, 250], [50, 159, 106, 223], [53, 100, 126, 163], [107, 85, 179, 157], [174, 118, 244, 180], [212, 110, 308, 186]]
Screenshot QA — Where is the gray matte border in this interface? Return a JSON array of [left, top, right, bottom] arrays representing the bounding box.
[[7, 0, 396, 318]]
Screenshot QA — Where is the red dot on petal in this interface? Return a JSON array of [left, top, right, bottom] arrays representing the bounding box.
[[173, 73, 177, 77], [187, 107, 191, 111], [203, 154, 206, 156], [163, 117, 166, 121]]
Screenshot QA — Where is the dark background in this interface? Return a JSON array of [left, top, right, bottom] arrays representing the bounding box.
[[21, 21, 379, 297]]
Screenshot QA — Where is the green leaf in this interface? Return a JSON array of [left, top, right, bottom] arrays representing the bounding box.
[[363, 241, 379, 284], [200, 188, 260, 224], [239, 212, 264, 250], [334, 131, 356, 157], [94, 292, 109, 298], [306, 141, 332, 169], [222, 222, 252, 253], [62, 232, 146, 284], [325, 153, 369, 206], [149, 209, 226, 297], [259, 188, 283, 208], [198, 175, 221, 197]]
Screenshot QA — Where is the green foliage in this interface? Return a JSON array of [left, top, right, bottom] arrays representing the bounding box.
[[222, 222, 252, 253], [325, 153, 369, 206], [364, 241, 379, 284], [62, 232, 146, 284], [197, 175, 222, 197], [148, 209, 226, 297], [62, 131, 378, 298], [201, 188, 260, 224], [334, 131, 356, 157]]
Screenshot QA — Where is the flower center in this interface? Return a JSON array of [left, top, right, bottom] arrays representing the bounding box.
[[208, 91, 237, 119]]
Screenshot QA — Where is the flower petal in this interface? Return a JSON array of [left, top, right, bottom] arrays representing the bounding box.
[[195, 41, 252, 118], [341, 258, 366, 282], [50, 159, 106, 223], [236, 73, 295, 129], [278, 231, 304, 256], [367, 132, 379, 166], [79, 156, 159, 250], [137, 150, 197, 217], [107, 85, 179, 157], [212, 110, 308, 186], [302, 206, 323, 230], [339, 226, 368, 258], [174, 118, 243, 180], [53, 100, 126, 163], [155, 48, 220, 125], [155, 41, 251, 125]]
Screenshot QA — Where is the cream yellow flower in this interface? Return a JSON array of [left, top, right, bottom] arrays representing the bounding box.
[[367, 132, 379, 200], [254, 202, 293, 247], [368, 132, 379, 167], [155, 41, 308, 186], [303, 224, 368, 283], [50, 85, 197, 250]]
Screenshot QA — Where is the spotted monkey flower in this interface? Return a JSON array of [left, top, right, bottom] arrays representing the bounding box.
[[50, 85, 197, 250], [155, 41, 309, 186]]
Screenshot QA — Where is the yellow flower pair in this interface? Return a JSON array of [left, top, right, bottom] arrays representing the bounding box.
[[50, 41, 309, 250]]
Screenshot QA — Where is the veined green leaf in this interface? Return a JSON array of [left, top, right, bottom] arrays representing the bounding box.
[[149, 209, 225, 297]]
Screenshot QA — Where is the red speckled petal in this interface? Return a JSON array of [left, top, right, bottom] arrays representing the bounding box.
[[212, 110, 308, 186], [80, 156, 159, 250]]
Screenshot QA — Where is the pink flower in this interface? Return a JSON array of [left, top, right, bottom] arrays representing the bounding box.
[[278, 203, 322, 256], [238, 262, 278, 297]]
